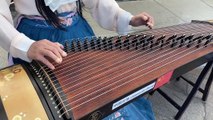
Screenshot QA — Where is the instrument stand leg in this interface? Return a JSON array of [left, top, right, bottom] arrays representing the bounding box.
[[175, 61, 213, 120], [202, 66, 213, 101], [157, 61, 213, 120], [176, 76, 205, 93], [175, 63, 213, 101]]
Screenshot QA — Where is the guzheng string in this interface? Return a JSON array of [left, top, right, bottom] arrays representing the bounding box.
[[43, 23, 210, 75], [47, 23, 211, 101], [143, 23, 209, 35], [58, 38, 213, 117], [57, 35, 208, 95], [58, 34, 212, 106], [53, 35, 209, 94], [32, 21, 212, 117], [42, 23, 202, 73], [55, 26, 211, 79], [40, 24, 211, 91], [64, 43, 213, 115], [41, 23, 192, 71], [49, 23, 212, 88]]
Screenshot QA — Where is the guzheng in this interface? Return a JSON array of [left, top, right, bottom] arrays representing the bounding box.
[[1, 20, 213, 120]]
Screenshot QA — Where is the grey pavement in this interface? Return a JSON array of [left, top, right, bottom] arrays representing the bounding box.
[[0, 0, 213, 120]]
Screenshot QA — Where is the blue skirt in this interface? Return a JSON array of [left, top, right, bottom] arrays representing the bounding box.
[[15, 12, 155, 120]]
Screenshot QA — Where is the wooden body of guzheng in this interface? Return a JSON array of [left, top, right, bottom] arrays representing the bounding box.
[[1, 20, 213, 120]]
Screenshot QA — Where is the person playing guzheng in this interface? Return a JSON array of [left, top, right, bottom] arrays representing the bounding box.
[[0, 0, 155, 119]]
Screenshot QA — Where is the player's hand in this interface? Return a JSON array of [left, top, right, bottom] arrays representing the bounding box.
[[130, 12, 154, 29], [27, 39, 67, 70]]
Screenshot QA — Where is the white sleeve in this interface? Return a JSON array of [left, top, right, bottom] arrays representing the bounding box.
[[0, 0, 35, 62], [82, 0, 133, 35]]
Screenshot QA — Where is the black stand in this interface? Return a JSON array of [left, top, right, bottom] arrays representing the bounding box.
[[156, 61, 213, 120]]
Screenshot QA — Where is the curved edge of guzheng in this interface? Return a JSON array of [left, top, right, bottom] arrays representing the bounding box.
[[0, 65, 49, 120], [28, 61, 74, 120]]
